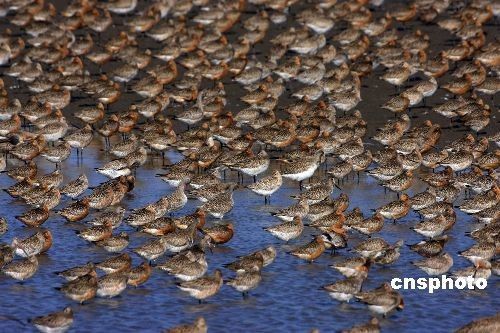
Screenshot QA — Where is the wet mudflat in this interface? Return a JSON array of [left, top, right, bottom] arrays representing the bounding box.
[[0, 0, 499, 332]]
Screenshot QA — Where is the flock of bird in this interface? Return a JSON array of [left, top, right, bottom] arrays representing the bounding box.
[[0, 0, 499, 331]]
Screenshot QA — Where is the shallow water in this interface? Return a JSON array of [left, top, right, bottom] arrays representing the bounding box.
[[0, 0, 499, 332]]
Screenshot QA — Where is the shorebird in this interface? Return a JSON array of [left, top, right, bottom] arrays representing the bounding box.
[[330, 257, 370, 279], [176, 269, 223, 303], [95, 253, 132, 274], [20, 184, 53, 203], [355, 283, 404, 317], [57, 198, 90, 222], [56, 262, 96, 281], [74, 104, 105, 125], [322, 276, 365, 302], [10, 138, 45, 162], [24, 186, 61, 209], [2, 161, 37, 181], [97, 271, 128, 298], [127, 262, 152, 287], [88, 207, 126, 229], [161, 223, 197, 253], [248, 246, 277, 267], [410, 190, 437, 211], [189, 183, 235, 203], [77, 222, 112, 242], [230, 150, 270, 182], [95, 159, 132, 179], [124, 206, 157, 228], [224, 252, 264, 273], [473, 204, 500, 224], [459, 187, 500, 214], [246, 170, 282, 204], [164, 317, 207, 333], [352, 213, 384, 236], [0, 217, 7, 235], [376, 194, 410, 222], [475, 151, 500, 171], [373, 240, 404, 266], [412, 212, 455, 238], [141, 217, 175, 236], [133, 237, 170, 262], [367, 160, 403, 181], [452, 259, 492, 282], [189, 169, 223, 189], [412, 252, 454, 275], [290, 178, 336, 204], [85, 186, 114, 210], [156, 167, 194, 187], [327, 160, 353, 183], [96, 232, 129, 253], [288, 235, 326, 262], [4, 178, 35, 198], [341, 318, 380, 333], [0, 243, 14, 267], [158, 247, 208, 282], [36, 122, 68, 143], [160, 182, 188, 213], [380, 62, 411, 88], [11, 231, 46, 257], [2, 256, 38, 281], [343, 208, 365, 230], [57, 273, 97, 304], [382, 170, 414, 193], [40, 142, 71, 167], [440, 150, 474, 172], [459, 242, 495, 265], [172, 209, 206, 230], [200, 185, 235, 219], [306, 210, 345, 233], [419, 202, 455, 220], [60, 174, 88, 199], [456, 313, 500, 333], [264, 216, 303, 242], [226, 271, 262, 298], [408, 236, 449, 258], [64, 124, 93, 157], [307, 198, 341, 222], [30, 307, 74, 333], [35, 170, 64, 188], [354, 238, 394, 259], [97, 114, 119, 147], [201, 223, 234, 245], [281, 151, 324, 188], [15, 206, 50, 227], [270, 198, 309, 222]]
